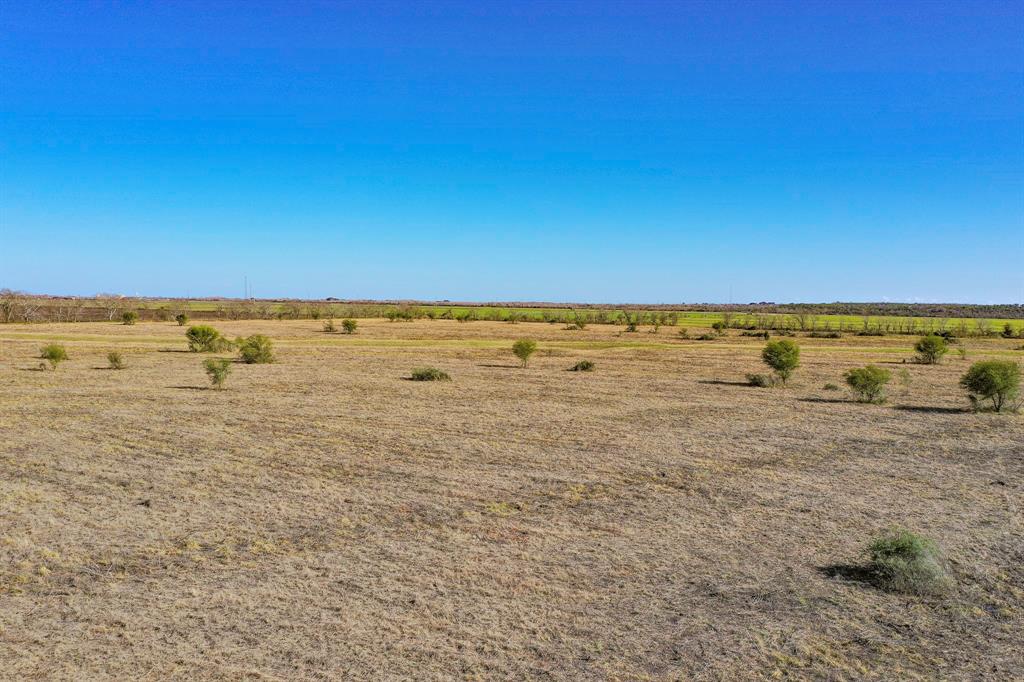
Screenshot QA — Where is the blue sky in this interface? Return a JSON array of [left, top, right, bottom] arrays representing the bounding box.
[[1, 1, 1021, 303]]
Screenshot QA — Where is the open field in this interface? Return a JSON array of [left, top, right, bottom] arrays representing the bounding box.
[[2, 319, 1022, 679]]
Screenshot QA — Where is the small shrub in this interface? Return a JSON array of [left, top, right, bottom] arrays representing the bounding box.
[[914, 334, 948, 364], [959, 360, 1021, 413], [867, 528, 950, 595], [203, 358, 232, 389], [323, 319, 337, 333], [175, 313, 189, 326], [956, 346, 968, 361], [107, 351, 126, 370], [746, 373, 772, 387], [237, 335, 275, 364], [711, 321, 727, 335], [186, 325, 232, 352], [844, 365, 891, 403], [570, 360, 595, 372], [1001, 323, 1016, 339], [341, 319, 358, 334], [39, 344, 68, 370], [512, 339, 538, 367], [823, 382, 840, 391], [410, 367, 451, 381], [122, 311, 139, 325], [761, 339, 800, 385], [696, 333, 717, 341], [808, 331, 841, 339], [677, 328, 690, 339]]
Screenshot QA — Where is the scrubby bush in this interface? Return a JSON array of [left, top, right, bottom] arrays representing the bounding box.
[[959, 361, 1020, 413], [323, 319, 337, 332], [512, 339, 537, 367], [186, 325, 232, 352], [203, 358, 232, 389], [341, 319, 358, 334], [39, 344, 67, 370], [761, 339, 800, 385], [677, 328, 690, 339], [122, 311, 138, 325], [107, 351, 126, 370], [914, 334, 948, 364], [844, 365, 891, 403], [570, 360, 595, 372], [746, 373, 771, 387], [175, 313, 189, 326], [410, 367, 451, 381], [711, 321, 727, 335], [867, 528, 949, 595], [237, 334, 275, 364], [808, 331, 842, 339], [696, 333, 717, 341], [823, 382, 840, 391]]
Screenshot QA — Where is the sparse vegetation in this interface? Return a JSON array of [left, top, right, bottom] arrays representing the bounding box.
[[570, 360, 595, 372], [323, 319, 337, 332], [866, 528, 950, 595], [107, 351, 126, 369], [410, 367, 451, 381], [237, 334, 275, 364], [186, 325, 232, 352], [341, 319, 358, 334], [914, 334, 948, 364], [512, 339, 538, 367], [959, 361, 1021, 413], [823, 382, 840, 391], [203, 358, 232, 389], [844, 365, 892, 403], [175, 313, 189, 326], [761, 339, 800, 385], [39, 344, 67, 370], [746, 373, 771, 387], [122, 311, 138, 325]]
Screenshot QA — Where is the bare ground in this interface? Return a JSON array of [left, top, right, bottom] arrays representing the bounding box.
[[1, 320, 1022, 680]]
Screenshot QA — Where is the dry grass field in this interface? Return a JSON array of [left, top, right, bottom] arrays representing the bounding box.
[[1, 319, 1021, 680]]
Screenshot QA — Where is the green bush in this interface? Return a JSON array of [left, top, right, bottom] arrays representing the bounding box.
[[122, 311, 139, 325], [959, 361, 1020, 413], [39, 344, 68, 370], [746, 373, 771, 387], [186, 325, 232, 352], [203, 358, 232, 389], [175, 313, 189, 326], [341, 319, 358, 334], [107, 351, 126, 370], [761, 339, 800, 385], [711, 321, 727, 335], [237, 334, 275, 364], [570, 360, 595, 372], [512, 339, 538, 367], [867, 528, 949, 595], [914, 334, 948, 364], [696, 333, 716, 341], [844, 365, 892, 403], [410, 367, 451, 381]]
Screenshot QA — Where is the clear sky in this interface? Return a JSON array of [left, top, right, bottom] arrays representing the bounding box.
[[1, 1, 1021, 303]]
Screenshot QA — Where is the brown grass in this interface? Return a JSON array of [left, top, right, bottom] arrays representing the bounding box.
[[1, 319, 1022, 679]]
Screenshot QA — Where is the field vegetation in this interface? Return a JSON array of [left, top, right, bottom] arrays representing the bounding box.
[[1, 317, 1021, 679]]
